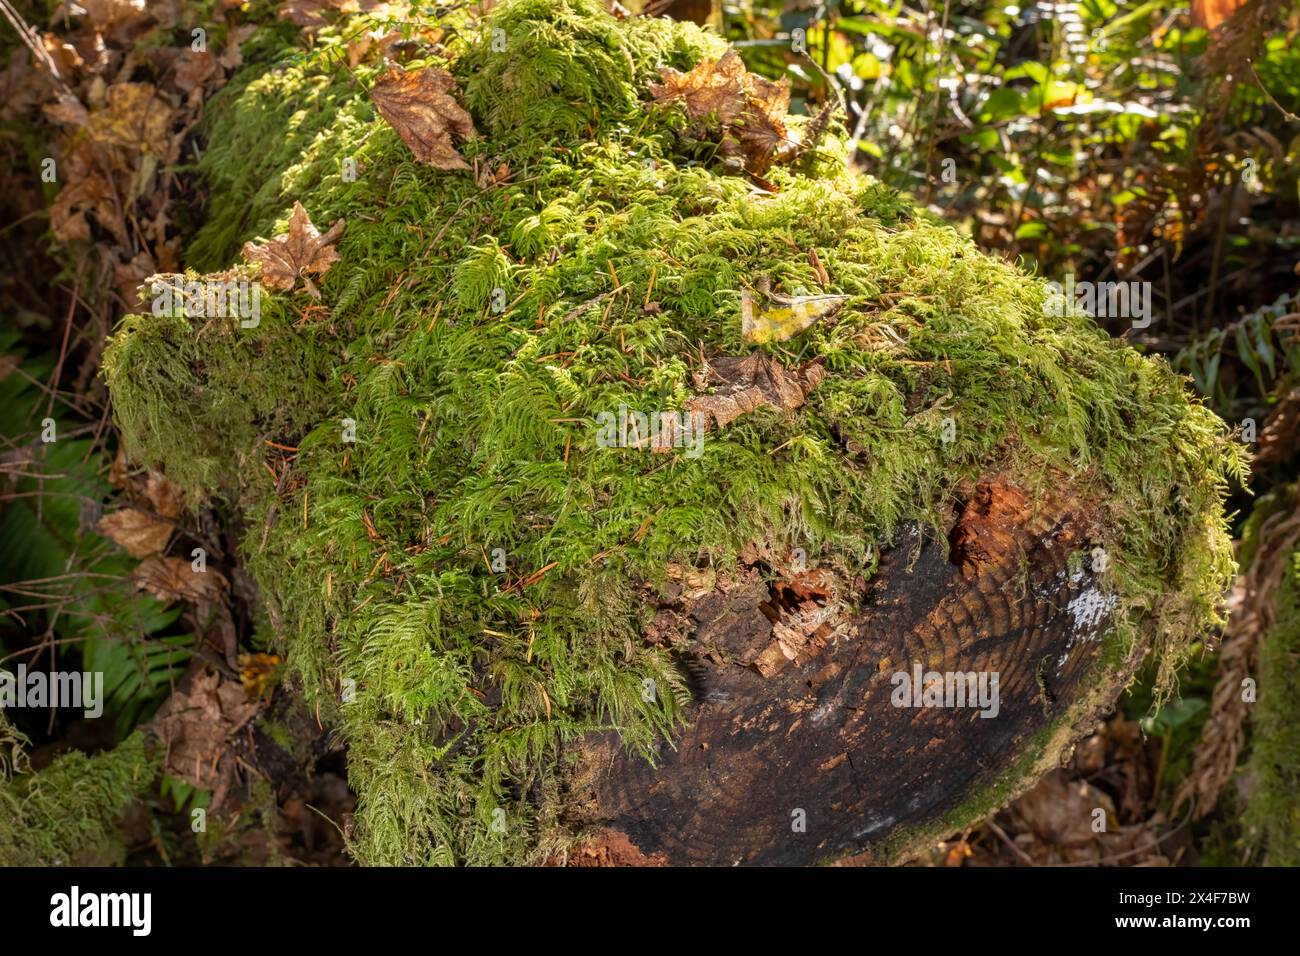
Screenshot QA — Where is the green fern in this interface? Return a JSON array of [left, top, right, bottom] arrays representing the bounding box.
[[0, 328, 194, 742]]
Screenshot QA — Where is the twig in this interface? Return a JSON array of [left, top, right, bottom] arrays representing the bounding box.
[[0, 0, 75, 100]]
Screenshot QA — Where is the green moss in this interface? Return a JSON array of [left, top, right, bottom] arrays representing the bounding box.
[[0, 730, 156, 866], [1244, 549, 1300, 864], [103, 0, 1243, 864]]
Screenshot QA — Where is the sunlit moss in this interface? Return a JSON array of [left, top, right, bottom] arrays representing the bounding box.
[[103, 0, 1244, 864]]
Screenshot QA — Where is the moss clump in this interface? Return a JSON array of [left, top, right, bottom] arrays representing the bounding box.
[[104, 0, 1243, 864], [0, 726, 156, 866]]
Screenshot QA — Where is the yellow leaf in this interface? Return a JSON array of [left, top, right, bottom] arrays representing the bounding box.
[[741, 288, 849, 344]]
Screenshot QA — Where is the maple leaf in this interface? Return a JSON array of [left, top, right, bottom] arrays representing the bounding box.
[[650, 48, 752, 123], [369, 67, 476, 171], [241, 201, 345, 299], [684, 352, 826, 433], [650, 49, 795, 174]]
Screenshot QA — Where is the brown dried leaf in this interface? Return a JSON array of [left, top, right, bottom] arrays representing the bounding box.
[[277, 0, 400, 29], [684, 351, 825, 433], [151, 669, 260, 801], [278, 0, 337, 28], [0, 50, 45, 121], [219, 24, 257, 71], [114, 249, 157, 309], [97, 508, 173, 558], [144, 470, 186, 519], [241, 201, 345, 298], [42, 91, 90, 127], [1012, 770, 1115, 847], [370, 67, 476, 171], [76, 0, 146, 26], [68, 0, 154, 42], [650, 49, 794, 174], [650, 48, 752, 123], [132, 555, 227, 604], [42, 34, 84, 78], [1253, 386, 1300, 468], [50, 173, 125, 245], [347, 27, 413, 67], [168, 49, 217, 98]]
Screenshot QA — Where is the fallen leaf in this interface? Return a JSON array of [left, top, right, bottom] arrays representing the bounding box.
[[49, 173, 125, 244], [150, 669, 260, 807], [97, 508, 173, 558], [87, 82, 175, 157], [167, 49, 216, 99], [239, 652, 282, 700], [114, 249, 158, 309], [144, 470, 186, 519], [0, 48, 45, 120], [347, 27, 414, 67], [741, 286, 849, 344], [131, 555, 227, 604], [1013, 770, 1115, 847], [219, 24, 257, 70], [278, 0, 338, 29], [752, 568, 844, 677], [42, 91, 90, 128], [683, 351, 825, 435], [369, 66, 476, 171], [241, 201, 345, 298], [650, 49, 795, 174], [650, 48, 753, 123], [74, 0, 153, 42], [42, 34, 85, 79]]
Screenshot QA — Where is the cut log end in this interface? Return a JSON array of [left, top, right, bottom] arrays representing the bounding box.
[[561, 481, 1133, 866]]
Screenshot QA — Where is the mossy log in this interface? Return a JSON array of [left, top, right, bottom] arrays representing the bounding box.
[[102, 0, 1241, 865]]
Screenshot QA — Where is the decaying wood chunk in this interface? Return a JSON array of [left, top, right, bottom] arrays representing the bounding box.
[[564, 481, 1124, 866]]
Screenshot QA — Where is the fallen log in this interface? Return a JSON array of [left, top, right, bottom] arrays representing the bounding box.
[[102, 0, 1242, 865]]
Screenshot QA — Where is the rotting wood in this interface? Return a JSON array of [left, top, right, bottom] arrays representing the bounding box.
[[563, 481, 1120, 865]]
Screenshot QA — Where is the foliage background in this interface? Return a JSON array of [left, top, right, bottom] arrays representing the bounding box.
[[1, 0, 1298, 865]]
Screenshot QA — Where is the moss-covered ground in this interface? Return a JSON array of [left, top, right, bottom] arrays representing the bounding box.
[[0, 720, 155, 866], [103, 0, 1244, 864]]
